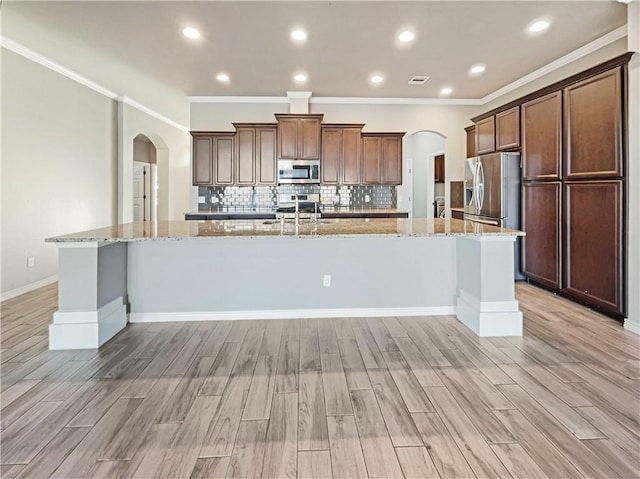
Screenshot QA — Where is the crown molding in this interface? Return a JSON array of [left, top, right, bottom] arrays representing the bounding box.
[[481, 25, 628, 104], [188, 96, 290, 104], [1, 35, 189, 133], [310, 97, 483, 106]]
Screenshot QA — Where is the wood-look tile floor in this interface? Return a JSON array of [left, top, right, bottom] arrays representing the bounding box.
[[1, 283, 639, 478]]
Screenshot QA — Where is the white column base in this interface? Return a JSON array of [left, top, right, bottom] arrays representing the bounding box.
[[456, 290, 523, 336], [49, 297, 127, 350]]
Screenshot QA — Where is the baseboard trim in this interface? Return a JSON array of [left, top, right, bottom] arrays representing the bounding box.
[[129, 306, 457, 323], [624, 320, 640, 335], [1, 275, 58, 302]]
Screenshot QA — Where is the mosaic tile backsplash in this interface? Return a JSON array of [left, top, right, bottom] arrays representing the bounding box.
[[198, 185, 397, 210]]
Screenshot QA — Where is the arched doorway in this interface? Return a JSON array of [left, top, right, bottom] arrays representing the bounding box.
[[403, 131, 447, 218], [133, 134, 156, 221]]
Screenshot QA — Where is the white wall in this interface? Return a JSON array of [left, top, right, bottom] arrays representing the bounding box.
[[1, 49, 117, 295], [407, 132, 447, 218]]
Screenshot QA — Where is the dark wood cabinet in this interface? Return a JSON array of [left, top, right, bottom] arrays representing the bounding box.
[[434, 154, 445, 183], [192, 133, 235, 186], [564, 68, 623, 179], [321, 125, 363, 185], [564, 180, 623, 315], [522, 91, 562, 180], [496, 106, 520, 150], [361, 133, 404, 185], [475, 116, 495, 154], [192, 134, 213, 185], [464, 125, 476, 158], [234, 124, 277, 185], [275, 114, 323, 161], [522, 182, 562, 289], [451, 209, 465, 220]]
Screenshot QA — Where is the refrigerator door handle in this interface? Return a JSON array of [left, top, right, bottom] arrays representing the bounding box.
[[476, 161, 485, 211]]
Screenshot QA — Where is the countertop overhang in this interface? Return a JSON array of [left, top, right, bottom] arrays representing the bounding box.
[[46, 218, 525, 243]]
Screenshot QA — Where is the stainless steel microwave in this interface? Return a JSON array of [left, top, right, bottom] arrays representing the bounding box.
[[277, 160, 320, 184]]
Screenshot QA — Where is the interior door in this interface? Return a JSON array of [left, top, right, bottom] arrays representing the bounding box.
[[133, 162, 144, 221]]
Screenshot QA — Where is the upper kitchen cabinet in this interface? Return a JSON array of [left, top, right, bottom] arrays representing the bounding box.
[[495, 106, 520, 151], [275, 114, 323, 161], [464, 125, 476, 158], [191, 132, 235, 186], [434, 154, 445, 183], [362, 133, 404, 185], [233, 123, 277, 185], [564, 68, 623, 179], [475, 116, 495, 155], [521, 91, 562, 180], [321, 124, 364, 185]]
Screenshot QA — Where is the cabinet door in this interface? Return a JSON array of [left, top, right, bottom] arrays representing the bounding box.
[[341, 128, 362, 185], [257, 127, 277, 185], [475, 116, 495, 154], [564, 180, 623, 315], [299, 118, 321, 160], [465, 126, 476, 158], [236, 128, 255, 185], [278, 118, 298, 160], [564, 68, 622, 179], [382, 136, 402, 185], [522, 91, 562, 180], [214, 136, 234, 185], [321, 128, 340, 184], [193, 135, 213, 185], [362, 137, 381, 184], [496, 106, 520, 150], [522, 182, 561, 289], [434, 155, 445, 183]]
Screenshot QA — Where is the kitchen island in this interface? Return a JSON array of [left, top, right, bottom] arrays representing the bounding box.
[[46, 218, 524, 349]]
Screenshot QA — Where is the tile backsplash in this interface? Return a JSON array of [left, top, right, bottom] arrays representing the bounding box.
[[198, 185, 396, 210]]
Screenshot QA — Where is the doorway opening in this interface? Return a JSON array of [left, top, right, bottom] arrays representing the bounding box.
[[133, 134, 158, 222]]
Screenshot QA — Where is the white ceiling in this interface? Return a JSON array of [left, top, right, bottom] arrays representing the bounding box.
[[2, 1, 627, 100]]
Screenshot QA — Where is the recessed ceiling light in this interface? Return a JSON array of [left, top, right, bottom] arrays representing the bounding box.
[[291, 29, 307, 41], [182, 27, 200, 39], [470, 64, 486, 75], [216, 73, 230, 83], [398, 31, 415, 43], [528, 20, 550, 33], [294, 73, 307, 82], [370, 74, 384, 84], [440, 87, 453, 95]]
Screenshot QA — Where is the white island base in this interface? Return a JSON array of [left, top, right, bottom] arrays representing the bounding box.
[[47, 220, 523, 350]]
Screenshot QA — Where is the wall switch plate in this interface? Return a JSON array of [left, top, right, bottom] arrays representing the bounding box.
[[323, 274, 331, 287], [27, 256, 35, 268]]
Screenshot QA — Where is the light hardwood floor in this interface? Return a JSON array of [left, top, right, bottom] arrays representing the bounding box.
[[1, 283, 639, 478]]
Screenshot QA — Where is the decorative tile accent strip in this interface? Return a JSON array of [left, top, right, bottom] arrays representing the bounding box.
[[198, 185, 396, 210]]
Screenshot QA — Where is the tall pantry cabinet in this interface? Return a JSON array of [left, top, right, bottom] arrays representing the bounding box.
[[519, 59, 628, 318]]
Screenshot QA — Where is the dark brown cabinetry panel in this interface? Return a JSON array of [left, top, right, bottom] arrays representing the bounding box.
[[321, 128, 340, 184], [522, 182, 562, 289], [275, 114, 323, 161], [475, 116, 495, 155], [214, 136, 235, 185], [193, 135, 213, 185], [362, 134, 404, 185], [522, 92, 562, 180], [496, 106, 520, 150], [451, 209, 465, 220], [342, 128, 362, 185], [465, 125, 476, 158], [236, 128, 256, 185], [564, 180, 623, 315], [434, 155, 445, 183], [362, 136, 381, 184], [256, 127, 277, 184], [564, 68, 623, 179]]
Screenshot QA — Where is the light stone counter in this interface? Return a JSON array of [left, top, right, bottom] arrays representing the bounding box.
[[46, 218, 523, 243], [46, 219, 525, 350]]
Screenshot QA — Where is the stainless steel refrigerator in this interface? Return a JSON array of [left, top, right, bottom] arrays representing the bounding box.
[[464, 152, 524, 280]]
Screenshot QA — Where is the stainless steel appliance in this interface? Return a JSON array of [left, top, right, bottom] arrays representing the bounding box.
[[464, 152, 524, 279], [277, 160, 320, 184], [275, 193, 321, 224]]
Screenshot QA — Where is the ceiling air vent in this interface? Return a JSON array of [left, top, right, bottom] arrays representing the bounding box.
[[408, 75, 430, 85]]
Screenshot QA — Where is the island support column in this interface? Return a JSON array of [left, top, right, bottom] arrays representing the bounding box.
[[49, 242, 128, 349], [455, 236, 523, 336]]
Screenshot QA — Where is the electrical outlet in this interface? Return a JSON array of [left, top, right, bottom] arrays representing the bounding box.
[[323, 274, 331, 287], [27, 256, 36, 268]]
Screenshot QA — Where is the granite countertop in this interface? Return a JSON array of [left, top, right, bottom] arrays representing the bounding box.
[[450, 207, 465, 212], [46, 218, 524, 243]]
